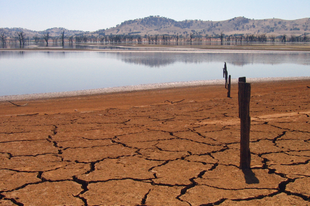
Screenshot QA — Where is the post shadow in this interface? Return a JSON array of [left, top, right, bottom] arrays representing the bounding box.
[[242, 168, 259, 184]]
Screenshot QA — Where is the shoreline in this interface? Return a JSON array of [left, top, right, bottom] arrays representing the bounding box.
[[2, 46, 310, 53], [1, 76, 310, 102]]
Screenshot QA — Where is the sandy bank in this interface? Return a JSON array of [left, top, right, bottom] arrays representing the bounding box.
[[1, 77, 310, 102]]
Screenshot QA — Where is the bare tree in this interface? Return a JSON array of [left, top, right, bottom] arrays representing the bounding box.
[[155, 35, 158, 44], [33, 35, 40, 44], [281, 35, 287, 43], [17, 31, 26, 48], [61, 31, 65, 47], [68, 36, 74, 45], [137, 36, 142, 44], [246, 34, 256, 42], [43, 32, 50, 46], [269, 35, 276, 42], [257, 34, 267, 42], [82, 36, 88, 43], [1, 33, 6, 48], [75, 36, 82, 43], [99, 36, 105, 43], [303, 33, 308, 42], [289, 35, 297, 42], [220, 32, 224, 45], [52, 37, 58, 45], [189, 33, 194, 45]]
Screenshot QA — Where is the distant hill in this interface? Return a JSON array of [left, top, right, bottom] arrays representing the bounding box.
[[1, 16, 310, 39], [103, 16, 310, 37]]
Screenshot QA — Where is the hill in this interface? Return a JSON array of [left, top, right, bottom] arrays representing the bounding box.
[[103, 16, 310, 37], [1, 16, 310, 39]]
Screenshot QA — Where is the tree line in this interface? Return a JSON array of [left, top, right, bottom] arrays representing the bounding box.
[[1, 31, 309, 48], [1, 31, 66, 48]]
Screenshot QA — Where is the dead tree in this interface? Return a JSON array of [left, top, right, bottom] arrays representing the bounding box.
[[68, 36, 74, 45], [33, 35, 40, 44], [220, 32, 224, 45], [155, 35, 158, 44], [52, 37, 58, 45], [43, 32, 50, 46], [17, 31, 26, 48], [1, 33, 6, 48], [190, 33, 193, 45], [61, 31, 65, 47]]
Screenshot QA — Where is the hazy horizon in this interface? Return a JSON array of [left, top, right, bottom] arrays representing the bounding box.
[[2, 16, 310, 33], [1, 0, 310, 32]]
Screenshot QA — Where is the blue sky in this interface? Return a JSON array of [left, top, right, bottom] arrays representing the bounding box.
[[1, 0, 310, 31]]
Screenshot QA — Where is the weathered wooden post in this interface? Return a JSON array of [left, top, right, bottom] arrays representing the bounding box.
[[238, 77, 246, 118], [227, 75, 231, 97], [238, 77, 251, 169]]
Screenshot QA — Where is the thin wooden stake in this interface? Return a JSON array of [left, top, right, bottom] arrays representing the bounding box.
[[223, 62, 228, 88], [238, 77, 251, 169]]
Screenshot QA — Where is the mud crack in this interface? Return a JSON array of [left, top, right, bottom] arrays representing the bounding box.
[[272, 131, 286, 144], [140, 189, 151, 205], [73, 176, 88, 206]]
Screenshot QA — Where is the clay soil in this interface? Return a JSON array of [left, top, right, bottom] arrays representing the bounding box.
[[0, 79, 310, 205]]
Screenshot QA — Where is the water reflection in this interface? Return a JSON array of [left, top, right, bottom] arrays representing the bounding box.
[[0, 51, 67, 59], [112, 52, 310, 67], [2, 51, 309, 67]]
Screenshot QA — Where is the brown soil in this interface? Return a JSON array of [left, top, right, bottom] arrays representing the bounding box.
[[0, 79, 310, 205]]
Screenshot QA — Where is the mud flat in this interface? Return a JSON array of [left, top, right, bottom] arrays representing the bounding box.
[[0, 79, 310, 205]]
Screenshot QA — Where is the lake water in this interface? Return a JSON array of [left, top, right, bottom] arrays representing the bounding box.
[[1, 50, 310, 97]]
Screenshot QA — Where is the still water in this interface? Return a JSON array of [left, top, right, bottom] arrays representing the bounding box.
[[0, 50, 310, 96]]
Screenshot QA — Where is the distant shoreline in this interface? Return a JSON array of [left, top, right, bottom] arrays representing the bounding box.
[[1, 43, 310, 52]]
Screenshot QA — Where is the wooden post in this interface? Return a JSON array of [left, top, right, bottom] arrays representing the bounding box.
[[238, 77, 246, 118], [238, 77, 246, 83], [238, 77, 251, 169], [227, 75, 231, 97]]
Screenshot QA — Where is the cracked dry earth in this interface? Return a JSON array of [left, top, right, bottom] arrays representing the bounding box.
[[0, 80, 310, 206]]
